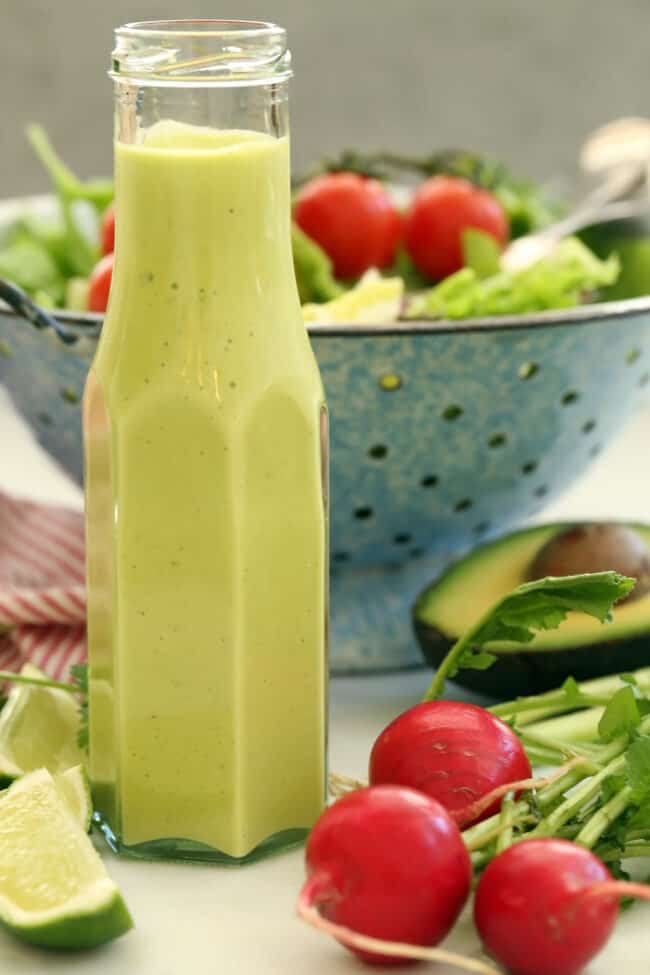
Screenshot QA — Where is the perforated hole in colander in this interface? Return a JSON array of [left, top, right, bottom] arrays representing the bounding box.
[[454, 498, 473, 512], [441, 404, 463, 421], [421, 474, 439, 487], [582, 419, 597, 434], [378, 373, 403, 391], [368, 444, 388, 459], [521, 461, 538, 475], [487, 433, 507, 448], [518, 361, 539, 380], [626, 349, 641, 364], [354, 506, 374, 520], [561, 390, 579, 405], [393, 533, 413, 545]]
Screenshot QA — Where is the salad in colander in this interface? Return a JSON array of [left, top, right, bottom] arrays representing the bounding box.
[[0, 126, 626, 323]]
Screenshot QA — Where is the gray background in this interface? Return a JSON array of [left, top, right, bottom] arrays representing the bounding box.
[[1, 0, 648, 197]]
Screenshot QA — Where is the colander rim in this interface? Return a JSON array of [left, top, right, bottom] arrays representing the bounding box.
[[6, 287, 650, 340]]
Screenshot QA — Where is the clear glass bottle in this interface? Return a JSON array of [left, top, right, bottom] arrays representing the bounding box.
[[83, 21, 328, 863]]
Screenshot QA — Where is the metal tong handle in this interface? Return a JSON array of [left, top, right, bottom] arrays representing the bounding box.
[[0, 278, 78, 345]]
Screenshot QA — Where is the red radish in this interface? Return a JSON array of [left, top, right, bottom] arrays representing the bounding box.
[[298, 785, 485, 969], [369, 700, 531, 828], [474, 838, 650, 975]]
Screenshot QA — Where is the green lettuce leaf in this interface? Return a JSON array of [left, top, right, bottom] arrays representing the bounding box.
[[292, 223, 344, 304], [408, 237, 620, 320]]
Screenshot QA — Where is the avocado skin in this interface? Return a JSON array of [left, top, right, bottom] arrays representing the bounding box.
[[414, 616, 650, 698]]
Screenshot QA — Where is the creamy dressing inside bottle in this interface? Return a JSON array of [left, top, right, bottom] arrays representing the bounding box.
[[84, 23, 328, 862]]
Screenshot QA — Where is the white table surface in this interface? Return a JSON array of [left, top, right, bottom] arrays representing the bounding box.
[[1, 384, 649, 974]]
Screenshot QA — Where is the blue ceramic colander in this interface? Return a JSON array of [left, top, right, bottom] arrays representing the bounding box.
[[2, 196, 650, 671]]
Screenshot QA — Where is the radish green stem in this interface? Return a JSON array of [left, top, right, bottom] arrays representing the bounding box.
[[490, 692, 608, 721], [598, 842, 650, 861], [519, 728, 602, 768], [532, 755, 626, 837], [297, 879, 502, 975], [537, 735, 629, 807], [575, 786, 634, 849], [525, 707, 605, 743], [465, 814, 537, 854], [495, 793, 515, 854], [524, 744, 567, 767], [464, 758, 588, 828], [463, 800, 531, 848], [463, 758, 596, 852], [490, 668, 650, 726], [0, 671, 78, 693]]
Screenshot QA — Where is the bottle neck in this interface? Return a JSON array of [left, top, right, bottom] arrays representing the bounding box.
[[100, 20, 303, 365], [113, 76, 289, 146]]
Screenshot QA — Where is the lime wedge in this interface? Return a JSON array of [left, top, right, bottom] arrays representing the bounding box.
[[0, 664, 83, 785], [302, 270, 404, 324], [0, 769, 132, 949], [55, 765, 93, 832]]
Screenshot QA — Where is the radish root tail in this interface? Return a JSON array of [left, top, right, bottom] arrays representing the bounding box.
[[328, 772, 366, 798], [588, 880, 650, 904], [297, 882, 502, 975]]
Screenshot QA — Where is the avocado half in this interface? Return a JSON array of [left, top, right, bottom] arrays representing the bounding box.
[[413, 522, 650, 698]]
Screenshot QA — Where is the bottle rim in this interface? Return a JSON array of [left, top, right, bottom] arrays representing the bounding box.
[[112, 19, 291, 87]]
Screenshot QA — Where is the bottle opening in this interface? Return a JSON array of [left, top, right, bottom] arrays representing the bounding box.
[[112, 19, 291, 87]]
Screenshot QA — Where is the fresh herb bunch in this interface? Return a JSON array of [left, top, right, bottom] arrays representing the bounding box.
[[460, 667, 650, 885], [419, 570, 650, 882]]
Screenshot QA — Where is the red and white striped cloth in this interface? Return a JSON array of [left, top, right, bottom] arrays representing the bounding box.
[[0, 491, 86, 680]]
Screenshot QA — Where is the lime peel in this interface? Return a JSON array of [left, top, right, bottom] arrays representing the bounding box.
[[0, 769, 132, 949]]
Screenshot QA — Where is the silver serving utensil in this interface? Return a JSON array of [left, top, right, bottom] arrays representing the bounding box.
[[501, 118, 650, 272]]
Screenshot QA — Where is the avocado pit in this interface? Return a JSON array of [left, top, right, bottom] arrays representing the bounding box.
[[527, 523, 650, 603]]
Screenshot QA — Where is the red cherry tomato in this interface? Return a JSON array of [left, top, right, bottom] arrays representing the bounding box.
[[294, 172, 402, 279], [100, 205, 115, 256], [87, 253, 114, 313], [404, 176, 508, 280]]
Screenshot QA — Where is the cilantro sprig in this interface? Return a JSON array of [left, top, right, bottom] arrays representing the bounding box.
[[423, 571, 634, 700]]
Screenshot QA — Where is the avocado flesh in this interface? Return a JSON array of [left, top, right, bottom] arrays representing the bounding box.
[[413, 522, 650, 697]]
